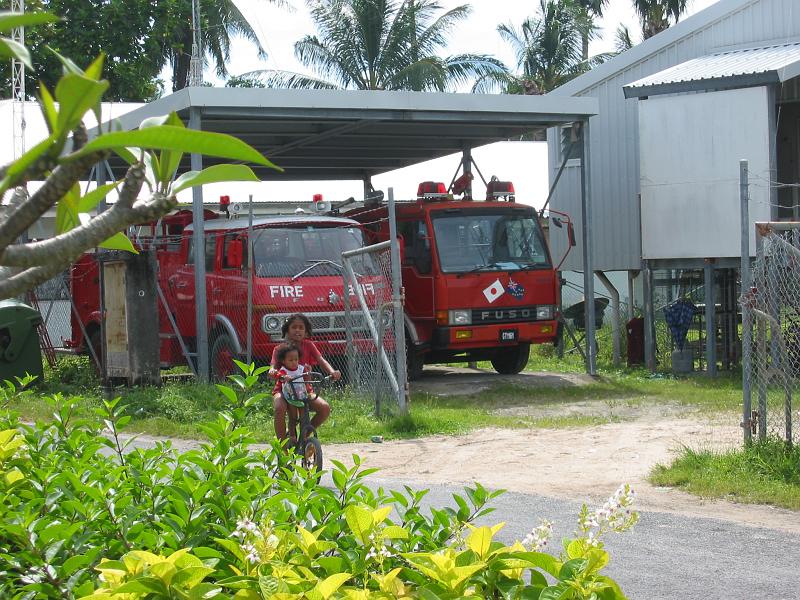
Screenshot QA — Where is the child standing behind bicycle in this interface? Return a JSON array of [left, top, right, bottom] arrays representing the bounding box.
[[269, 313, 341, 444]]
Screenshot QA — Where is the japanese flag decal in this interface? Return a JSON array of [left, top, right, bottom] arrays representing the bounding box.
[[483, 279, 505, 303]]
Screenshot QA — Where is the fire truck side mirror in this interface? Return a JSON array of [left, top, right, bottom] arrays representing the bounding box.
[[567, 222, 576, 247], [227, 239, 244, 268]]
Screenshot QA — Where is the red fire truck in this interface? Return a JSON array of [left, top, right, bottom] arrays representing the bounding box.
[[69, 208, 383, 379], [345, 179, 566, 379]]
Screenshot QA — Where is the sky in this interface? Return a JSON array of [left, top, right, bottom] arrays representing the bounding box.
[[192, 0, 721, 209]]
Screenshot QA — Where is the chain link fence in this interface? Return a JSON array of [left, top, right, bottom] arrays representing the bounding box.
[[341, 203, 407, 416], [742, 223, 800, 445]]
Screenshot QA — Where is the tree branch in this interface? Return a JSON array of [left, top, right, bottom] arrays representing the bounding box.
[[0, 149, 107, 252], [0, 163, 163, 271]]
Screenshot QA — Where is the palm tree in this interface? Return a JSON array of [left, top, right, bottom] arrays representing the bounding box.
[[163, 0, 274, 91], [569, 0, 608, 61], [249, 0, 507, 91], [496, 0, 584, 95], [632, 0, 688, 40], [614, 23, 636, 53]]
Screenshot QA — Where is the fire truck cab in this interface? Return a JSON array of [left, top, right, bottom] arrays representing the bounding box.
[[346, 179, 559, 379]]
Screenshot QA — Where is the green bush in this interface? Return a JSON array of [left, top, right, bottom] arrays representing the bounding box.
[[0, 370, 637, 599]]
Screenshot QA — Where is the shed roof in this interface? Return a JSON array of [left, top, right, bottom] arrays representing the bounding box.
[[623, 41, 800, 98], [96, 87, 597, 181], [549, 0, 757, 97]]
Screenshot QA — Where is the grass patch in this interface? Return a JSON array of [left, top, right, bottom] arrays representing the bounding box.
[[649, 438, 800, 510], [9, 352, 743, 444]]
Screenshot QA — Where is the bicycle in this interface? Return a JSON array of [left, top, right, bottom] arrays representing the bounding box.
[[281, 371, 329, 472]]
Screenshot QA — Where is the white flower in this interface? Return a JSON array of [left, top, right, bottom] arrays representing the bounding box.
[[522, 519, 553, 551]]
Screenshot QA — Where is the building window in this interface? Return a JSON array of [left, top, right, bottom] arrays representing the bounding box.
[[561, 124, 584, 163]]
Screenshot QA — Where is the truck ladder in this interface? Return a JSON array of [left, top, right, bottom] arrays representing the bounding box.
[[25, 291, 58, 368]]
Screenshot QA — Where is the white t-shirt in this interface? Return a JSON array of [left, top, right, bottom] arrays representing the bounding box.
[[280, 365, 309, 400]]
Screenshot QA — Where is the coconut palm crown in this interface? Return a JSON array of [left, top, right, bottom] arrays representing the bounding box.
[[248, 0, 508, 91]]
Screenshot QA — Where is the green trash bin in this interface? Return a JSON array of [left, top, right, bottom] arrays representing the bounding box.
[[0, 300, 44, 385]]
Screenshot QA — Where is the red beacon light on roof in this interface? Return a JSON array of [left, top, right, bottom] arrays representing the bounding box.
[[311, 193, 330, 212], [417, 181, 449, 201], [486, 177, 515, 202]]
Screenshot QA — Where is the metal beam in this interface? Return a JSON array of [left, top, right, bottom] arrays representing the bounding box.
[[704, 259, 717, 377], [579, 119, 596, 376], [189, 107, 209, 381]]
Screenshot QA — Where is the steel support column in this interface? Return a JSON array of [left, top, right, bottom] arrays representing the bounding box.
[[579, 120, 596, 375], [189, 107, 209, 381], [596, 271, 620, 366], [740, 160, 752, 444], [704, 259, 717, 377], [643, 261, 656, 372]]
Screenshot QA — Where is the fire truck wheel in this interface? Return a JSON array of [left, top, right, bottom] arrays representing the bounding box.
[[211, 333, 240, 381], [407, 347, 424, 381], [490, 343, 530, 375], [88, 328, 103, 375]]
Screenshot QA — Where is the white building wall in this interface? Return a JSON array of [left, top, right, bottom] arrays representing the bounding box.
[[639, 87, 772, 259], [547, 0, 800, 271]]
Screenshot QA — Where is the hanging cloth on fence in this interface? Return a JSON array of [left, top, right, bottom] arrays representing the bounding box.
[[664, 298, 697, 351]]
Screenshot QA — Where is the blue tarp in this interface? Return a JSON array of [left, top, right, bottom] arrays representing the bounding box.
[[664, 298, 697, 351]]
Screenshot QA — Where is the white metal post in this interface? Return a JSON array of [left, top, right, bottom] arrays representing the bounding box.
[[246, 194, 254, 365], [704, 260, 717, 377], [740, 160, 752, 444], [388, 188, 408, 413], [189, 107, 209, 380], [579, 120, 596, 375]]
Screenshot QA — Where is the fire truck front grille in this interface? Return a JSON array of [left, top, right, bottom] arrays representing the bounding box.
[[470, 305, 541, 325], [263, 311, 371, 335]]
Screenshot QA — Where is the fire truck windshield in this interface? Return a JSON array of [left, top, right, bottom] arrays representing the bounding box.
[[251, 226, 376, 278], [431, 210, 550, 274]]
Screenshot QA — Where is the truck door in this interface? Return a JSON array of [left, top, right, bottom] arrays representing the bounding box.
[[168, 234, 217, 337], [399, 220, 434, 319]]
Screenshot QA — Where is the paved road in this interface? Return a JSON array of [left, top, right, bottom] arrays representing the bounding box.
[[363, 475, 799, 600]]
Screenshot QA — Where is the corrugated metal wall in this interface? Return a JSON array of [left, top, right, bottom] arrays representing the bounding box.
[[548, 0, 800, 271]]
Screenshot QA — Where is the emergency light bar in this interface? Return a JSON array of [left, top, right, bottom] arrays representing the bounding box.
[[486, 178, 515, 201], [417, 181, 448, 200]]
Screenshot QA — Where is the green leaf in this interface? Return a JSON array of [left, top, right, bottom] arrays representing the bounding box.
[[83, 54, 105, 81], [99, 232, 137, 253], [77, 181, 121, 213], [0, 36, 31, 68], [558, 558, 587, 582], [382, 525, 409, 540], [55, 183, 82, 234], [539, 583, 571, 600], [144, 112, 185, 185], [314, 572, 351, 600], [69, 125, 281, 169], [172, 164, 261, 194], [38, 83, 57, 133], [0, 12, 59, 33], [54, 73, 109, 137], [215, 385, 239, 404], [0, 133, 57, 195], [171, 566, 215, 588], [466, 526, 493, 559], [344, 505, 374, 544]]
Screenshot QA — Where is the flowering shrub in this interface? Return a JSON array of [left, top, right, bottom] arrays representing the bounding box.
[[0, 375, 637, 599]]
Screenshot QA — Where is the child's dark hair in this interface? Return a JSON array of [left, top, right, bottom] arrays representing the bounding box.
[[275, 342, 301, 364], [281, 313, 313, 337]]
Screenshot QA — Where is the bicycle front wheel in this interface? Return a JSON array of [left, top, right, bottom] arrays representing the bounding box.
[[302, 437, 323, 472]]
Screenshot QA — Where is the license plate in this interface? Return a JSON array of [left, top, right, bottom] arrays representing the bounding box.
[[499, 329, 517, 342]]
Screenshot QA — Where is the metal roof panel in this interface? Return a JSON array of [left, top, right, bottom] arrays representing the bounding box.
[[92, 87, 597, 181], [623, 41, 800, 97]]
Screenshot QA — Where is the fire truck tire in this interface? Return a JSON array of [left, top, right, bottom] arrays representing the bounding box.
[[88, 328, 103, 375], [406, 338, 424, 381], [210, 333, 240, 382], [491, 343, 530, 375]]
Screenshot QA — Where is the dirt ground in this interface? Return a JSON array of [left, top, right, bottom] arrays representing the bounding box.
[[326, 367, 800, 534]]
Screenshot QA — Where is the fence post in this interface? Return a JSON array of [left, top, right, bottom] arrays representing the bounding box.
[[246, 194, 254, 365], [387, 188, 408, 414], [740, 160, 752, 444], [704, 260, 717, 377], [755, 229, 767, 441]]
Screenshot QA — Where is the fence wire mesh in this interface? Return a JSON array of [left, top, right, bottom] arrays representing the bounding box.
[[342, 241, 404, 416], [743, 224, 800, 445]]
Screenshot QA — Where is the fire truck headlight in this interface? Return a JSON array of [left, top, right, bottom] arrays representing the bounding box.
[[449, 310, 471, 326], [536, 305, 554, 320], [263, 316, 282, 333]]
